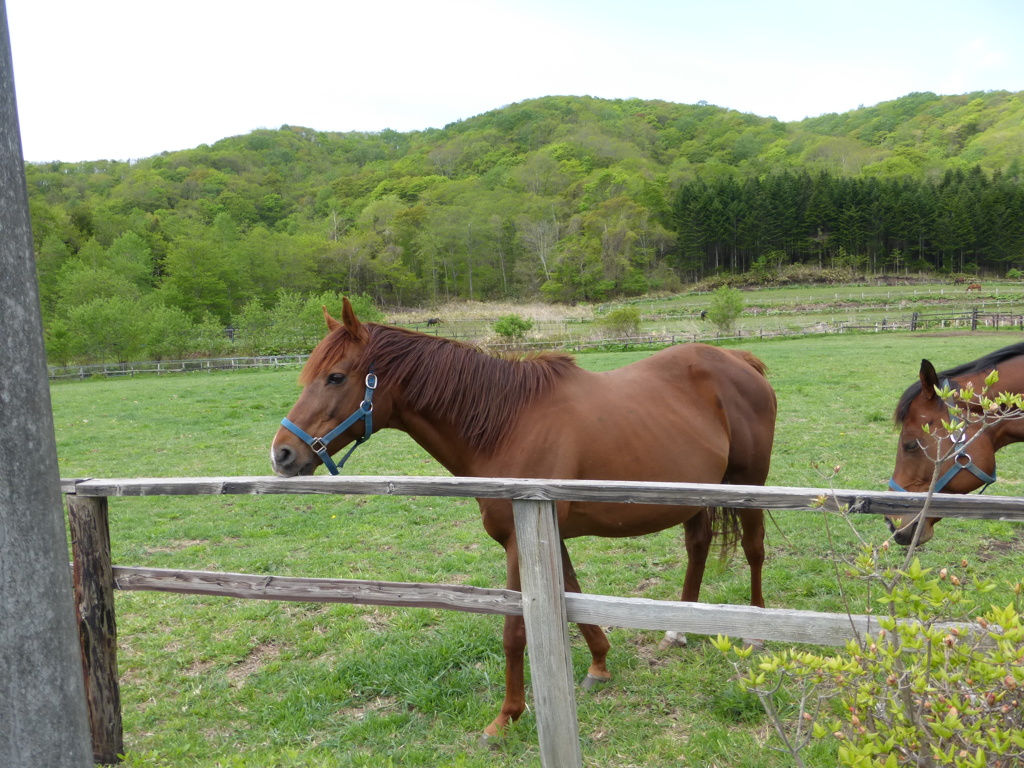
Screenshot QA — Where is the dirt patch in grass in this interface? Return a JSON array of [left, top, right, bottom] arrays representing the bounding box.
[[336, 694, 399, 721], [227, 642, 281, 687], [977, 527, 1024, 562]]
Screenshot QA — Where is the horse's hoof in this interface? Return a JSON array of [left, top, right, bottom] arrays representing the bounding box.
[[658, 630, 688, 650], [581, 673, 611, 691], [478, 731, 502, 749]]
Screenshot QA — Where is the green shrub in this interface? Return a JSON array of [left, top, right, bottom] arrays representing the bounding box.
[[706, 286, 745, 331], [717, 559, 1024, 768], [492, 314, 533, 341], [596, 306, 642, 337]]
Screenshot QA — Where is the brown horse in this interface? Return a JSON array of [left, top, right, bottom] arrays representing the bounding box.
[[888, 342, 1024, 545], [271, 299, 777, 738], [967, 283, 982, 292]]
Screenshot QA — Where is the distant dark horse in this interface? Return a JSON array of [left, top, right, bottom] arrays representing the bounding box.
[[272, 299, 777, 739], [425, 317, 442, 327], [888, 342, 1024, 544]]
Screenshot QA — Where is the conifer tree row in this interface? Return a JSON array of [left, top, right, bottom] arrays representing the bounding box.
[[671, 168, 1024, 278]]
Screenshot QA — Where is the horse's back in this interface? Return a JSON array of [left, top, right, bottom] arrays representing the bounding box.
[[618, 344, 774, 414], [513, 343, 775, 482]]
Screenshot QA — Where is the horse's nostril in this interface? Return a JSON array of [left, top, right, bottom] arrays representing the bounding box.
[[272, 444, 297, 471]]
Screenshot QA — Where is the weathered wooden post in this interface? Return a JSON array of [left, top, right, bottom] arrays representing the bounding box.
[[512, 498, 582, 768], [67, 494, 124, 764], [0, 2, 93, 764]]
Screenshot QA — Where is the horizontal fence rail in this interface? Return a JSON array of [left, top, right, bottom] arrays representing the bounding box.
[[64, 475, 1024, 767], [64, 474, 1024, 520]]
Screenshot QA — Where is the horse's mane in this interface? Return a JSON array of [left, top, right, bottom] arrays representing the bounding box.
[[302, 324, 579, 455], [893, 341, 1024, 425]]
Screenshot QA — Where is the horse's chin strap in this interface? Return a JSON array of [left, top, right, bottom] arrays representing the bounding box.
[[280, 369, 377, 475], [888, 378, 997, 494]]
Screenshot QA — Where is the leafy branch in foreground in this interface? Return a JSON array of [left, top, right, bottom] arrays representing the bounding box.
[[716, 374, 1024, 767]]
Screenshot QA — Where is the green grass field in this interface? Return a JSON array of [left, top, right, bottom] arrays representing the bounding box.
[[51, 331, 1024, 767]]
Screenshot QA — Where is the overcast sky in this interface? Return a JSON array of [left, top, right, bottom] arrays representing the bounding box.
[[6, 0, 1023, 163]]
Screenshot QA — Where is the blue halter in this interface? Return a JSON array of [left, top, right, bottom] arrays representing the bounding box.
[[280, 370, 378, 475], [888, 378, 997, 494]]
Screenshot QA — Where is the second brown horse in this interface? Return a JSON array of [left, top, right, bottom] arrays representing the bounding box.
[[271, 299, 777, 738]]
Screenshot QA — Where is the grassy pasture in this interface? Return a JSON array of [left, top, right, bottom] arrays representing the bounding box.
[[51, 331, 1024, 767]]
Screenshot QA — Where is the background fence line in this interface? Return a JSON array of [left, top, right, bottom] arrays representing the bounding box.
[[64, 475, 1024, 766], [48, 308, 1024, 381]]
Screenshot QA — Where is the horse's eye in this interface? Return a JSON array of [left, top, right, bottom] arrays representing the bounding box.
[[326, 373, 347, 386], [902, 441, 918, 453]]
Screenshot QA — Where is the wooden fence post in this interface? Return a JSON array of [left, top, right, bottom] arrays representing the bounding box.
[[67, 494, 124, 765], [1, 2, 93, 761], [512, 499, 582, 768]]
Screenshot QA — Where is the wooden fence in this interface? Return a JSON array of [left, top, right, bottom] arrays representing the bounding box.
[[64, 475, 1024, 766], [48, 307, 1024, 381]]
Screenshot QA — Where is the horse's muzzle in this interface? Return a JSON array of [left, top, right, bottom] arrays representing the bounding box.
[[271, 442, 315, 477]]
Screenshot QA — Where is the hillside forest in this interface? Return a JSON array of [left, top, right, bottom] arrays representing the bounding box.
[[24, 90, 1024, 363]]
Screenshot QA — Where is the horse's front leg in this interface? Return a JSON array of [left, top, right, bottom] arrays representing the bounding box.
[[560, 540, 611, 690], [659, 508, 712, 650], [483, 613, 527, 739], [483, 544, 527, 740]]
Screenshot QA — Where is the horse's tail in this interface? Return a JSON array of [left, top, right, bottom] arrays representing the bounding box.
[[736, 350, 769, 379], [708, 506, 743, 556]]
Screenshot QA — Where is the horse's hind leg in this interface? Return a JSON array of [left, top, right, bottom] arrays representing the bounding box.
[[739, 508, 767, 650], [560, 541, 612, 690], [739, 509, 765, 609], [659, 509, 712, 650]]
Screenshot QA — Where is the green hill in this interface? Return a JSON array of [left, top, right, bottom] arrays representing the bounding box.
[[25, 91, 1024, 336]]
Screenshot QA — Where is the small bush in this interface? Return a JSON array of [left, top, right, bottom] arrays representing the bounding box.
[[492, 314, 533, 341], [706, 286, 745, 331], [596, 306, 642, 337]]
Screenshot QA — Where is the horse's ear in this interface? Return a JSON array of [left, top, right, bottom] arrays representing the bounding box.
[[919, 359, 940, 400], [323, 305, 341, 333], [340, 297, 368, 341]]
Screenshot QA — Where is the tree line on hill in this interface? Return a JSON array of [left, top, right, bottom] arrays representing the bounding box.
[[24, 91, 1024, 364], [673, 166, 1024, 277]]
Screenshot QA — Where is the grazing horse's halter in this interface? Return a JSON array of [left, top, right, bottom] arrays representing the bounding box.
[[280, 369, 378, 475], [887, 378, 997, 494]]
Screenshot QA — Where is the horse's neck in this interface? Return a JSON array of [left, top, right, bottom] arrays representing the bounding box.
[[960, 384, 1024, 453], [391, 407, 481, 477], [988, 408, 1024, 450]]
